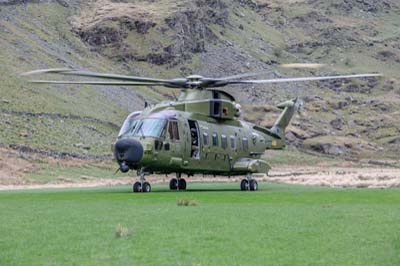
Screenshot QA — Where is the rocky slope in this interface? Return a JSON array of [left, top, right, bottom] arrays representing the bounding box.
[[1, 0, 399, 166]]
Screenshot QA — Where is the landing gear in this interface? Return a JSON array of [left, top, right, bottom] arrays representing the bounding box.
[[169, 178, 178, 190], [240, 179, 249, 191], [142, 182, 151, 192], [240, 174, 258, 191], [132, 169, 151, 193], [169, 173, 187, 191], [133, 182, 142, 192], [249, 179, 258, 191], [178, 179, 187, 190]]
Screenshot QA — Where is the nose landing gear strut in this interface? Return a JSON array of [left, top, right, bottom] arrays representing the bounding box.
[[133, 168, 151, 193]]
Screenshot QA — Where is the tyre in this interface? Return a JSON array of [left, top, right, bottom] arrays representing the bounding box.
[[169, 178, 178, 190], [133, 182, 142, 192], [178, 179, 187, 190], [249, 179, 258, 191], [240, 179, 249, 191], [142, 182, 151, 193]]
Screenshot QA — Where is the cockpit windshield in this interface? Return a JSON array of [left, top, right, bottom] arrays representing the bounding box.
[[134, 119, 167, 138], [118, 112, 141, 137]]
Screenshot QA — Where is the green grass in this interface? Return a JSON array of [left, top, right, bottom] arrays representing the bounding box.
[[1, 182, 399, 265]]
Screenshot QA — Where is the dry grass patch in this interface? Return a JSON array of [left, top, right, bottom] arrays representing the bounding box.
[[115, 224, 129, 238], [177, 198, 199, 206], [267, 165, 400, 188], [73, 0, 184, 30]]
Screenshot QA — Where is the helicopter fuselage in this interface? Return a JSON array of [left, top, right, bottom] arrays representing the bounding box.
[[114, 89, 290, 176], [22, 67, 378, 191]]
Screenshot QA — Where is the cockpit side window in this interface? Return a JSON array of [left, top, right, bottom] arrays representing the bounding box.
[[168, 120, 180, 141], [118, 112, 141, 137], [134, 119, 167, 138]]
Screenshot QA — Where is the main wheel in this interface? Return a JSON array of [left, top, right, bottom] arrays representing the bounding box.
[[178, 179, 187, 190], [249, 179, 258, 191], [142, 182, 151, 193], [169, 178, 178, 190], [133, 182, 142, 192], [240, 179, 249, 191]]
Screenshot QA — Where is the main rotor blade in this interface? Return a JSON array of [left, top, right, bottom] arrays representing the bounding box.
[[202, 65, 325, 87], [21, 68, 72, 76], [22, 68, 191, 89], [22, 68, 171, 83], [201, 71, 275, 88], [227, 73, 382, 85], [214, 71, 273, 81], [60, 70, 173, 83], [204, 64, 325, 83], [29, 80, 174, 86]]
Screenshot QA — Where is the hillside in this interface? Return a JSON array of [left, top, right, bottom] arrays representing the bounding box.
[[0, 0, 399, 183]]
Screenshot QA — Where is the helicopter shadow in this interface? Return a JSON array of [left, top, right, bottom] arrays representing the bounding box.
[[109, 187, 243, 194], [156, 188, 241, 193]]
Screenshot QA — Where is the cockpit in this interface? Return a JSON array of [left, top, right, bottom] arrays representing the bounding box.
[[118, 111, 141, 137], [118, 110, 178, 139]]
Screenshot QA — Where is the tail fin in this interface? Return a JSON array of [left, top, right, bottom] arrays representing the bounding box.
[[270, 98, 299, 137]]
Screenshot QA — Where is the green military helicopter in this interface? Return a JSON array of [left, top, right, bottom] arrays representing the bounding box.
[[22, 68, 380, 192]]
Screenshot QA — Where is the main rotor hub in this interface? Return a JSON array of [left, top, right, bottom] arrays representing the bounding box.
[[186, 75, 204, 80], [185, 75, 205, 89]]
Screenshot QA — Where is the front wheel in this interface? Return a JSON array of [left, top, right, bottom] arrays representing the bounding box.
[[142, 182, 151, 193], [178, 179, 187, 190], [249, 179, 258, 191], [169, 178, 178, 190], [133, 182, 142, 192], [240, 179, 249, 191]]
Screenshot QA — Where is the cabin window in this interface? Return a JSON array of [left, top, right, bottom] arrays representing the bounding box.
[[212, 133, 219, 146], [168, 120, 180, 141], [230, 136, 236, 150], [203, 132, 209, 146], [242, 137, 248, 151], [221, 134, 227, 149]]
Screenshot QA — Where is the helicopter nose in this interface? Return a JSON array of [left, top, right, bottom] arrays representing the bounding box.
[[114, 139, 143, 170]]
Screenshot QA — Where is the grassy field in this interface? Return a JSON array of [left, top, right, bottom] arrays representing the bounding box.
[[0, 182, 399, 266]]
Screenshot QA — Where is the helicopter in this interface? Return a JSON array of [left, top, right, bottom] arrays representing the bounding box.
[[22, 68, 381, 192]]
